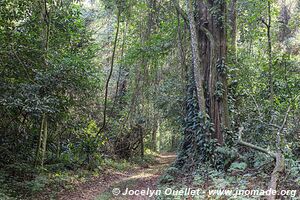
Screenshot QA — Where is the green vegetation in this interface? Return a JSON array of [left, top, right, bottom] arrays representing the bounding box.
[[0, 0, 299, 199]]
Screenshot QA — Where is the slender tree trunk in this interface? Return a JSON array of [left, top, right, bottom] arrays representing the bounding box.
[[35, 114, 45, 166], [140, 126, 144, 159], [229, 0, 237, 62], [56, 128, 61, 158], [35, 114, 48, 167], [267, 0, 274, 108], [114, 22, 127, 101], [158, 121, 162, 152], [151, 129, 157, 152], [41, 115, 48, 167], [98, 9, 121, 135], [36, 0, 50, 167], [176, 5, 189, 115]]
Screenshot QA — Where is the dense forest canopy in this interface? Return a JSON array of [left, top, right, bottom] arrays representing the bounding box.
[[0, 0, 299, 199]]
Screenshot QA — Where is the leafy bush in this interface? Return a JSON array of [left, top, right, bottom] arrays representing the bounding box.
[[228, 162, 247, 171], [25, 175, 48, 193], [165, 166, 180, 177], [159, 174, 175, 184], [158, 166, 180, 185], [102, 158, 132, 171], [0, 191, 15, 200], [286, 159, 300, 178]]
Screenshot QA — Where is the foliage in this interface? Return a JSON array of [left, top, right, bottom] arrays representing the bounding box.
[[228, 162, 247, 171], [67, 120, 107, 169], [0, 0, 300, 198]]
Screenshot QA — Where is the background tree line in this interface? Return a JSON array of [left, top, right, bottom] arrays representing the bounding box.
[[0, 0, 299, 199]]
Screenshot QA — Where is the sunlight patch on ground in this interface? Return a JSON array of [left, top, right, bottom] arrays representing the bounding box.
[[123, 172, 158, 181]]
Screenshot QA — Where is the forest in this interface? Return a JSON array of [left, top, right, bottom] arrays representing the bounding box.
[[0, 0, 299, 199]]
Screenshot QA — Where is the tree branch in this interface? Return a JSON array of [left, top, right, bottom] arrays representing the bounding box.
[[237, 127, 276, 158]]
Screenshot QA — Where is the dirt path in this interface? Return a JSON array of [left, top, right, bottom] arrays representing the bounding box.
[[57, 153, 176, 200]]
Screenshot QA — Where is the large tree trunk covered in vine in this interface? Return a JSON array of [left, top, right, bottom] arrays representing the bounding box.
[[186, 0, 206, 115], [176, 0, 230, 170], [196, 0, 229, 144]]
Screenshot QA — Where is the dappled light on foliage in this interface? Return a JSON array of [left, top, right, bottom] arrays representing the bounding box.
[[0, 0, 299, 199]]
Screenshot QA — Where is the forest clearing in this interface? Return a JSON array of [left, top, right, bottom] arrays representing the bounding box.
[[0, 0, 299, 199]]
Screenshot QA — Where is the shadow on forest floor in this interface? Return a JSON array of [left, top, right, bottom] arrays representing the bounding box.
[[57, 153, 176, 200]]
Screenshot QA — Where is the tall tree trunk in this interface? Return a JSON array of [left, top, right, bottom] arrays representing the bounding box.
[[186, 0, 206, 115], [41, 115, 48, 167], [197, 0, 229, 144], [112, 21, 128, 114], [35, 114, 45, 166], [176, 4, 189, 115], [140, 126, 144, 159], [219, 0, 230, 136], [35, 114, 48, 167], [36, 0, 50, 167], [97, 9, 121, 135], [229, 0, 237, 62], [267, 0, 274, 108], [151, 129, 157, 152]]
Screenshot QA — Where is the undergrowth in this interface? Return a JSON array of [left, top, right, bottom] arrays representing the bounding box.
[[0, 150, 158, 200], [158, 151, 300, 200]]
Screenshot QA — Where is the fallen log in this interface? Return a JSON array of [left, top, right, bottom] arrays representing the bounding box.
[[237, 127, 285, 200]]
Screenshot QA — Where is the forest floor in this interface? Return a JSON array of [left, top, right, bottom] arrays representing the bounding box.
[[56, 153, 176, 200]]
